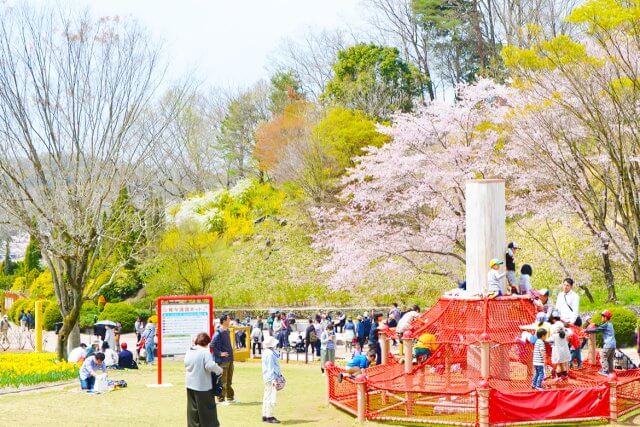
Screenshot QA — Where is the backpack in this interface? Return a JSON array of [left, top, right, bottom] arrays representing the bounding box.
[[309, 330, 318, 343]]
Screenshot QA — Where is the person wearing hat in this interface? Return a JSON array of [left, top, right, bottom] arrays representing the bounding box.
[[586, 310, 616, 375], [117, 342, 137, 369], [357, 312, 371, 352], [487, 258, 506, 297], [533, 289, 554, 320], [506, 242, 520, 293], [261, 335, 282, 424]]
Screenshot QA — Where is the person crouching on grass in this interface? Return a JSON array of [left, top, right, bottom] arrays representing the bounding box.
[[79, 352, 106, 391], [262, 336, 282, 424], [338, 350, 377, 383]]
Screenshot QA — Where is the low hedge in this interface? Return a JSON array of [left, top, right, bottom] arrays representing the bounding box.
[[98, 302, 138, 333], [592, 306, 637, 347]]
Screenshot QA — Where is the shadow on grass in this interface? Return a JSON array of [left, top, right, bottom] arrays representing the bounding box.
[[280, 419, 319, 425], [230, 401, 261, 407]]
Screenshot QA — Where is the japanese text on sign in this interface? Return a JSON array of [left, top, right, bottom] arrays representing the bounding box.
[[160, 302, 210, 355]]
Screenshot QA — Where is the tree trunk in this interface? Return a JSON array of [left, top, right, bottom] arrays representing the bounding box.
[[56, 293, 83, 361], [602, 244, 617, 302], [578, 284, 595, 304], [67, 324, 80, 354]]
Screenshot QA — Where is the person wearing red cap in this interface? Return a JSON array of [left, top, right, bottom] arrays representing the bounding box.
[[117, 342, 137, 369], [586, 310, 616, 375]]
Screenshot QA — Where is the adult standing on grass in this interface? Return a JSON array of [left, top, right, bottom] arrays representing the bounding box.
[[261, 336, 282, 424], [105, 325, 116, 353], [135, 316, 145, 343], [369, 313, 384, 365], [211, 314, 236, 404], [141, 320, 156, 365], [320, 324, 336, 374], [185, 332, 223, 427], [357, 312, 371, 352], [79, 352, 106, 391], [555, 278, 580, 326]]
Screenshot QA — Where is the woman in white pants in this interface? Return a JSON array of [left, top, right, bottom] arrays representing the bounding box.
[[262, 336, 282, 424]]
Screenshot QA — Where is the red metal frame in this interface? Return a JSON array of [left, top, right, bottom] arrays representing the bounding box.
[[156, 295, 214, 384]]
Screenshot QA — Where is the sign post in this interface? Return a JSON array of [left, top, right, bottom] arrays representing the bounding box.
[[155, 295, 214, 386]]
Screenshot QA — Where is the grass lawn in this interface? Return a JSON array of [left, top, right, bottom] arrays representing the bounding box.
[[0, 360, 381, 427], [0, 358, 636, 426]]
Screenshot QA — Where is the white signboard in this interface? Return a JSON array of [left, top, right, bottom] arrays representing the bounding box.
[[160, 302, 211, 355]]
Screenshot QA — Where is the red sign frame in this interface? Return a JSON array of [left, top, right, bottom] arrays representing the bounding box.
[[156, 295, 214, 384]]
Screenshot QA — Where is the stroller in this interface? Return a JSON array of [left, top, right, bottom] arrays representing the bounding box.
[[615, 349, 638, 370]]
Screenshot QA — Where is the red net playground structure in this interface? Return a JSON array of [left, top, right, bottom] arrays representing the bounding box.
[[326, 295, 640, 426]]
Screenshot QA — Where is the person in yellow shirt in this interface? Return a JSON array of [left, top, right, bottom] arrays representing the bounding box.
[[414, 332, 438, 361]]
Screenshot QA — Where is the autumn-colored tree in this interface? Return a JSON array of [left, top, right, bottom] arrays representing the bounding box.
[[254, 101, 315, 172]]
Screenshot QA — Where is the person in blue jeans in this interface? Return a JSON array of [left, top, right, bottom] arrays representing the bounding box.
[[141, 321, 156, 364], [586, 310, 617, 375], [79, 352, 106, 391], [532, 328, 547, 390]]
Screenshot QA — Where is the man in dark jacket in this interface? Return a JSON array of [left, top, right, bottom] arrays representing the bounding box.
[[210, 314, 236, 404], [357, 313, 372, 351], [369, 313, 383, 365]]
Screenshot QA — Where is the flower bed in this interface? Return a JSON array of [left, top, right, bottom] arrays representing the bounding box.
[[0, 353, 78, 388]]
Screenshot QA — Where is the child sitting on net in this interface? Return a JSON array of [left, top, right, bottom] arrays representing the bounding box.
[[338, 350, 377, 383], [487, 258, 506, 298], [517, 312, 551, 345]]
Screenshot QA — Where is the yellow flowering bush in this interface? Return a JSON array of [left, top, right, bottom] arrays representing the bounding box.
[[0, 353, 78, 388]]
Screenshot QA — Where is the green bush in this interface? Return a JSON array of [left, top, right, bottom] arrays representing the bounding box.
[[98, 302, 138, 333], [593, 306, 637, 347], [100, 270, 142, 302], [43, 302, 63, 331], [609, 307, 637, 347], [0, 275, 14, 290], [79, 300, 100, 329]]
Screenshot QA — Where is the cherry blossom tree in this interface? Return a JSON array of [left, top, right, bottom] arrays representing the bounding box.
[[313, 79, 514, 288]]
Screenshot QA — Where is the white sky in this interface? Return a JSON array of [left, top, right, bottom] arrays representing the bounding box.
[[64, 0, 367, 88]]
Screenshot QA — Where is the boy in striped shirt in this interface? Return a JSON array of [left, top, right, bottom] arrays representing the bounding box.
[[532, 328, 547, 390]]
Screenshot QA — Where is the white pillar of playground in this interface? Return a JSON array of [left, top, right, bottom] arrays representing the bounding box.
[[465, 179, 506, 294]]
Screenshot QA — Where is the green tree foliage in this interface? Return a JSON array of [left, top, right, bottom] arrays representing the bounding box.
[[78, 300, 100, 329], [413, 0, 484, 84], [219, 85, 270, 186], [10, 277, 27, 293], [98, 302, 138, 333], [594, 307, 637, 347], [313, 107, 390, 172], [23, 234, 42, 272], [322, 44, 420, 120], [3, 240, 13, 276], [269, 70, 304, 114], [99, 270, 142, 303], [149, 225, 225, 296]]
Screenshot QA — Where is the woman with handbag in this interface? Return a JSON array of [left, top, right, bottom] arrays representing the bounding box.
[[262, 336, 284, 424], [185, 332, 224, 427]]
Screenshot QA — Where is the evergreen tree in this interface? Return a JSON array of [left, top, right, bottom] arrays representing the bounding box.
[[3, 240, 12, 275], [24, 234, 42, 272]]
